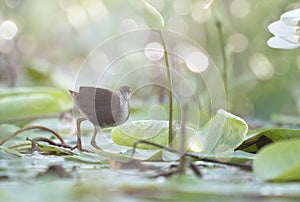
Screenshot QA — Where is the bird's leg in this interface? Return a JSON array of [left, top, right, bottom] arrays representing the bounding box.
[[72, 118, 87, 151], [90, 125, 101, 150]]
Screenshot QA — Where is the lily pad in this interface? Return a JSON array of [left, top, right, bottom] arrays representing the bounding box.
[[253, 139, 300, 181], [111, 109, 248, 156], [238, 128, 300, 153], [111, 120, 200, 151], [0, 124, 20, 142], [0, 87, 72, 122], [189, 150, 255, 163], [197, 109, 248, 154], [0, 146, 23, 158]]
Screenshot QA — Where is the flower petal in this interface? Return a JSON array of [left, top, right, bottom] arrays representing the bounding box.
[[280, 8, 300, 25], [268, 21, 297, 36], [267, 37, 300, 49], [285, 35, 300, 43]]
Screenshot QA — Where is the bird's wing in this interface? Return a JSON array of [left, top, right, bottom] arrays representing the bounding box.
[[94, 88, 118, 126], [76, 87, 100, 125]]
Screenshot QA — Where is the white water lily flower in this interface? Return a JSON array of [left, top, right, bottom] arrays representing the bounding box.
[[267, 8, 300, 49]]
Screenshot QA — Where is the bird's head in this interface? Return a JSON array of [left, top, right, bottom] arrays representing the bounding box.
[[119, 86, 131, 101]]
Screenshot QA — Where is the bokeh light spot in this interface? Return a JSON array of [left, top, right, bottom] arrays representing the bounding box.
[[144, 42, 164, 61], [66, 5, 88, 28], [186, 51, 209, 73], [227, 33, 249, 53], [0, 20, 18, 40], [230, 0, 250, 18], [119, 18, 138, 33], [249, 53, 274, 80], [191, 3, 211, 24], [86, 0, 108, 23]]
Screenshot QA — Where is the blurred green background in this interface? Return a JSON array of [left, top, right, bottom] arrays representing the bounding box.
[[1, 0, 300, 121]]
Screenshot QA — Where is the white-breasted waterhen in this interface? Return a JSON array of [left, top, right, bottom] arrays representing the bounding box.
[[69, 86, 131, 150]]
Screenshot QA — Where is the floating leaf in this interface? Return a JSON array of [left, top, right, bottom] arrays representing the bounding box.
[[0, 87, 72, 122], [111, 120, 201, 151], [93, 143, 164, 161], [238, 128, 300, 153], [37, 142, 75, 155], [253, 139, 300, 181], [112, 109, 248, 157], [7, 141, 32, 152], [197, 109, 248, 154], [0, 124, 20, 142], [143, 1, 165, 30], [65, 152, 108, 164], [189, 150, 255, 163], [0, 146, 23, 158]]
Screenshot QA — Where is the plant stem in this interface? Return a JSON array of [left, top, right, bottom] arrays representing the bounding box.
[[0, 125, 65, 146], [216, 20, 228, 107], [159, 31, 174, 147], [178, 104, 187, 175]]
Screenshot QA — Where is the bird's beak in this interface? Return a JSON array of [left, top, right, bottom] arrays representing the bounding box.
[[122, 91, 131, 100]]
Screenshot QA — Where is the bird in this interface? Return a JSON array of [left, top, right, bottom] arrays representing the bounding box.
[[69, 86, 131, 151]]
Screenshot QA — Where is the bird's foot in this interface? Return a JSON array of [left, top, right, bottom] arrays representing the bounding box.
[[90, 140, 103, 150]]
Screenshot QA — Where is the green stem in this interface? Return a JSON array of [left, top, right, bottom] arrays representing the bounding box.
[[159, 31, 174, 147], [216, 20, 228, 107], [178, 104, 187, 175]]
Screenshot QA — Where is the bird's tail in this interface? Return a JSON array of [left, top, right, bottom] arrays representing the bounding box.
[[69, 90, 75, 96], [68, 90, 79, 106]]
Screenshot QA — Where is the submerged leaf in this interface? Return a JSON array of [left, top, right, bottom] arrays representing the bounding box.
[[143, 1, 165, 30], [0, 87, 72, 122], [253, 139, 300, 181]]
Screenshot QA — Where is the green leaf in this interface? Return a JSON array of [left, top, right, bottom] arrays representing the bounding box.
[[190, 150, 255, 163], [143, 1, 165, 30], [111, 109, 248, 156], [37, 142, 75, 155], [111, 120, 201, 151], [198, 109, 248, 154], [0, 87, 72, 122], [253, 139, 300, 181], [239, 128, 300, 153], [0, 146, 23, 158], [0, 124, 20, 142], [65, 152, 108, 164]]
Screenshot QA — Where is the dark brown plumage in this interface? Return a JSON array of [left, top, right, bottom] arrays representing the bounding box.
[[69, 86, 131, 150]]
